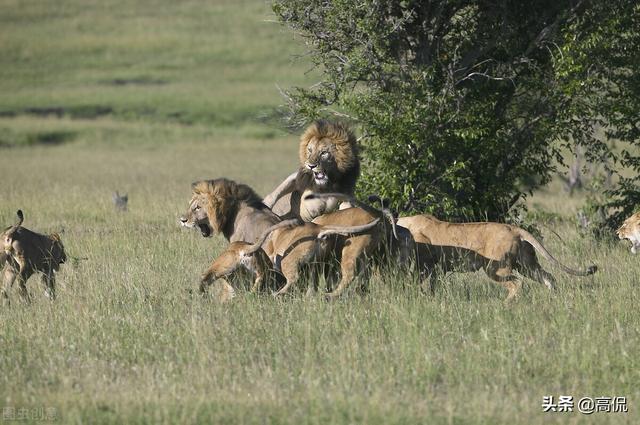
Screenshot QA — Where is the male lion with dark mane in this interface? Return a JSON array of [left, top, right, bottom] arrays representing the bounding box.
[[263, 120, 360, 222], [397, 214, 597, 301]]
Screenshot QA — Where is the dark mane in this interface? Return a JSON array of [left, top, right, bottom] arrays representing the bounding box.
[[213, 178, 266, 209], [192, 178, 274, 239]]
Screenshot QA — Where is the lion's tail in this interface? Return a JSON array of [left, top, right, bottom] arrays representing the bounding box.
[[367, 194, 398, 240], [15, 210, 24, 227], [317, 218, 380, 239], [3, 210, 24, 254], [516, 228, 597, 276], [244, 219, 302, 255], [304, 192, 399, 239], [5, 210, 24, 237]]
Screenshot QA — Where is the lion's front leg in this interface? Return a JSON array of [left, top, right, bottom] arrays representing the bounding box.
[[15, 269, 32, 304], [262, 171, 298, 209], [42, 269, 56, 300]]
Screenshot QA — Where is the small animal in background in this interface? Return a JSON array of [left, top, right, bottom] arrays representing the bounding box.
[[617, 212, 640, 254], [1, 210, 66, 304], [112, 191, 128, 211]]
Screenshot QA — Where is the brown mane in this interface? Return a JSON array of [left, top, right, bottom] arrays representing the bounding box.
[[296, 120, 360, 197], [298, 120, 358, 173], [191, 178, 264, 235]]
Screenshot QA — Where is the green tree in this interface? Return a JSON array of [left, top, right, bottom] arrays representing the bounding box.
[[554, 1, 640, 228], [272, 0, 639, 222]]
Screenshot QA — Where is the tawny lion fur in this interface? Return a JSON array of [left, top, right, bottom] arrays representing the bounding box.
[[181, 179, 385, 298], [200, 216, 380, 297], [2, 210, 66, 304], [264, 120, 361, 222], [180, 178, 281, 243], [397, 214, 597, 301], [297, 119, 359, 175], [179, 178, 283, 295], [617, 212, 640, 254]]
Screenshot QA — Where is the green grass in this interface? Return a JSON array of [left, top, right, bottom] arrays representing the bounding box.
[[1, 1, 639, 424], [0, 0, 314, 127], [1, 130, 638, 425]]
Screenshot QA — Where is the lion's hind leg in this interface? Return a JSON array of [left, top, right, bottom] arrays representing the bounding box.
[[15, 271, 31, 304], [273, 240, 319, 297], [520, 265, 556, 291], [326, 235, 373, 299], [273, 250, 314, 297], [7, 256, 32, 304], [200, 244, 247, 295], [1, 264, 18, 305], [485, 264, 522, 303], [241, 249, 270, 293], [273, 257, 301, 297], [518, 244, 556, 290]]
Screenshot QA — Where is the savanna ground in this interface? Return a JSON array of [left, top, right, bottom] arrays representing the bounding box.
[[0, 1, 638, 424]]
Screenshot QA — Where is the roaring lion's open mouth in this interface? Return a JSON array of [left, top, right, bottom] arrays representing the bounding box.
[[198, 222, 212, 237], [313, 171, 328, 185]]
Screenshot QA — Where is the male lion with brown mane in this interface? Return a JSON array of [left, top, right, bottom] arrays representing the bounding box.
[[180, 178, 281, 243], [263, 120, 360, 222], [2, 210, 67, 304], [616, 211, 640, 254], [396, 214, 597, 301], [178, 178, 283, 294]]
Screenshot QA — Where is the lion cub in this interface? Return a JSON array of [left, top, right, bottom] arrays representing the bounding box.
[[2, 210, 66, 304]]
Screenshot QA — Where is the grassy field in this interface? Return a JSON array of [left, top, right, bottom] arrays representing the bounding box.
[[1, 1, 638, 424]]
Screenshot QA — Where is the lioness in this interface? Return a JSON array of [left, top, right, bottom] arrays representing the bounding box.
[[307, 192, 416, 268], [200, 217, 380, 297], [616, 212, 640, 254], [263, 120, 360, 222], [2, 210, 66, 304], [397, 214, 597, 301]]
